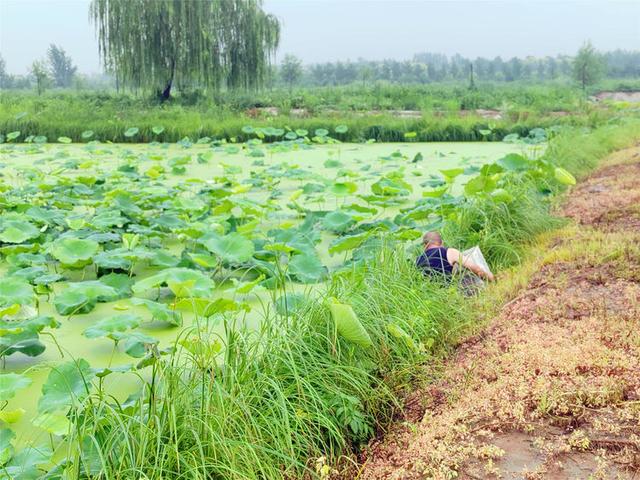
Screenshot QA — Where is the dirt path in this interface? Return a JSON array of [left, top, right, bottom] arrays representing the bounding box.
[[358, 146, 640, 480]]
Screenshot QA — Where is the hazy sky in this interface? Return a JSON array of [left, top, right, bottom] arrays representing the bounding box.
[[1, 0, 638, 74]]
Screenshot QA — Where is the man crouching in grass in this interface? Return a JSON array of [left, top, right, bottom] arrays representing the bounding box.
[[416, 231, 495, 287]]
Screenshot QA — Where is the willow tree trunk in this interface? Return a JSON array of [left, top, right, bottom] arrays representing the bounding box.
[[160, 59, 175, 101]]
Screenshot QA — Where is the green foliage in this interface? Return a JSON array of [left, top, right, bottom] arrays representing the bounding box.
[[83, 314, 142, 339], [329, 299, 373, 347], [0, 119, 638, 478], [2, 81, 626, 143], [572, 41, 605, 92], [201, 232, 255, 264], [47, 44, 77, 88], [0, 316, 60, 358], [49, 238, 99, 268], [0, 374, 32, 402], [90, 0, 280, 96], [280, 54, 303, 90], [38, 359, 95, 413]]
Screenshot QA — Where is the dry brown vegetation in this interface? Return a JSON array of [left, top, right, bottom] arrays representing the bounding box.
[[356, 146, 640, 480]]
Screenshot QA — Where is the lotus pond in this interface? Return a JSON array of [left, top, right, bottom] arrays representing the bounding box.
[[0, 137, 544, 465]]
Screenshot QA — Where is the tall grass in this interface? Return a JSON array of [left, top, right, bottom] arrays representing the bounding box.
[[0, 84, 623, 143], [60, 120, 640, 479], [444, 181, 563, 269], [543, 118, 640, 178], [68, 254, 470, 479]]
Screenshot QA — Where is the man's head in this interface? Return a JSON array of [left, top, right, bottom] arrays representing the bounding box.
[[423, 231, 443, 249]]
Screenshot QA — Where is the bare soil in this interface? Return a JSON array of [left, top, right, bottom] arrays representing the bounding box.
[[357, 146, 640, 480], [595, 92, 640, 103]]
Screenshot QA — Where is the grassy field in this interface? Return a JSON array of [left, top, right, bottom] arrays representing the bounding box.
[[2, 82, 638, 143], [1, 116, 639, 478]]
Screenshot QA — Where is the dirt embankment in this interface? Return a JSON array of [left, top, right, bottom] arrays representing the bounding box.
[[357, 146, 640, 479], [595, 91, 640, 103]]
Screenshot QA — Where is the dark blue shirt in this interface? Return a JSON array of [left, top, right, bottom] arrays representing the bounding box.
[[416, 247, 454, 277]]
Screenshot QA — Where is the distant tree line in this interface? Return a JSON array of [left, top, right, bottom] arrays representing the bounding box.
[[276, 49, 639, 87], [1, 45, 637, 94]]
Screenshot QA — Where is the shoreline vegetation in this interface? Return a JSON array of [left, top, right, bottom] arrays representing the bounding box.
[[2, 82, 640, 144], [39, 120, 640, 479]]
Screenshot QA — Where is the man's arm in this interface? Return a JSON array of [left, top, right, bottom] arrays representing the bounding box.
[[447, 248, 495, 281]]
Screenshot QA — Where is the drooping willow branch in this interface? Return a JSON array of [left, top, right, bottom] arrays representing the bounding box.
[[90, 0, 280, 97]]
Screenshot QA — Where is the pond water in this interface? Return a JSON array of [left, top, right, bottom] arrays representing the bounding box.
[[0, 140, 534, 447]]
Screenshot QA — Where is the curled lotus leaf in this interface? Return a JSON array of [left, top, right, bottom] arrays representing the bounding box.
[[554, 167, 576, 186], [83, 314, 142, 339], [132, 268, 214, 298], [50, 238, 99, 268], [131, 298, 182, 326], [0, 219, 40, 244], [329, 298, 372, 347]]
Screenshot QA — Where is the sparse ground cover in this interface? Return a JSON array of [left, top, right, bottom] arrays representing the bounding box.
[[358, 146, 640, 479]]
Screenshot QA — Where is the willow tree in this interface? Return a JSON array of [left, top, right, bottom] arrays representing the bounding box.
[[90, 0, 280, 99]]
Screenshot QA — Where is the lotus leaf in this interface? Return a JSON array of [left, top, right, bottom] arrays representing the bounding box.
[[322, 211, 355, 233], [371, 175, 412, 196], [554, 167, 576, 185], [0, 220, 40, 244], [0, 316, 59, 358], [0, 373, 32, 402], [131, 298, 182, 326], [112, 332, 159, 358], [288, 253, 326, 283], [98, 273, 134, 299], [329, 299, 372, 347], [0, 429, 15, 465], [175, 297, 249, 317], [38, 359, 95, 413], [83, 314, 142, 339], [464, 174, 497, 196], [54, 289, 98, 316], [328, 231, 371, 254], [132, 268, 214, 298], [497, 153, 530, 171], [33, 274, 64, 286], [0, 444, 52, 479], [0, 409, 25, 424], [0, 277, 35, 307], [329, 181, 358, 196], [201, 232, 255, 264], [50, 238, 99, 268], [439, 167, 465, 182], [32, 413, 70, 436]]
